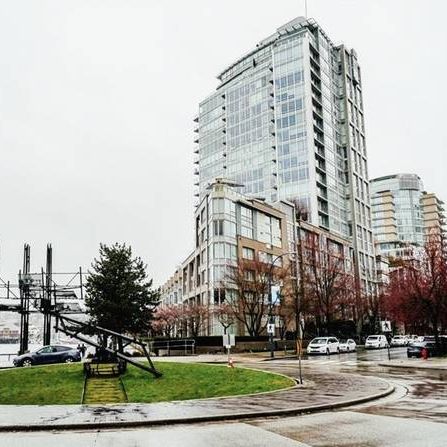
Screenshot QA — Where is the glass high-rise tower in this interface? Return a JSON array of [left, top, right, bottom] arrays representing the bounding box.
[[370, 173, 446, 258], [194, 17, 376, 292]]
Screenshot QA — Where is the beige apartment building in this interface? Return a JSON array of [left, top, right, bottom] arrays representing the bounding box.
[[161, 178, 354, 336], [421, 192, 446, 241]]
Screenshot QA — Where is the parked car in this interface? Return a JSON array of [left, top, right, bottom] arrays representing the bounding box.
[[13, 345, 81, 367], [365, 335, 389, 349], [338, 339, 357, 352], [307, 337, 340, 355], [407, 335, 419, 343], [407, 341, 440, 358], [390, 335, 409, 347]]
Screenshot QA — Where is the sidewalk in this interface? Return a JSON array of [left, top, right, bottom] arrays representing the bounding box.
[[0, 362, 393, 432], [379, 358, 447, 371]]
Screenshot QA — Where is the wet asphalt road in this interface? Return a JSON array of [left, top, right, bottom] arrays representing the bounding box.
[[2, 347, 446, 446]]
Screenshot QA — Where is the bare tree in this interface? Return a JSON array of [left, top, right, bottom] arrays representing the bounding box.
[[224, 258, 282, 337], [213, 303, 235, 334], [303, 234, 355, 335], [385, 236, 447, 344]]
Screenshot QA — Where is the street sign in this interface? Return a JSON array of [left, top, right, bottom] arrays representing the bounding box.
[[222, 333, 235, 348], [381, 320, 392, 332], [267, 323, 275, 334], [270, 285, 281, 304]]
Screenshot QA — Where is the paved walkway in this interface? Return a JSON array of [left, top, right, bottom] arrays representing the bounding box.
[[0, 361, 393, 431]]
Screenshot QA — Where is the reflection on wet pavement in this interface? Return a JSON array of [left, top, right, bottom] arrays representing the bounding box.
[[274, 346, 447, 425]]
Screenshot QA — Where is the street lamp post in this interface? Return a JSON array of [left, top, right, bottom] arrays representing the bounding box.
[[267, 273, 275, 359], [267, 251, 304, 384]]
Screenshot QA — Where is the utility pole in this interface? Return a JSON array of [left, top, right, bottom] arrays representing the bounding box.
[[19, 244, 31, 355]]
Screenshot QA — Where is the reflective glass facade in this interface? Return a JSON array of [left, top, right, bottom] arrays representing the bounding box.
[[195, 17, 376, 293], [370, 174, 425, 257]]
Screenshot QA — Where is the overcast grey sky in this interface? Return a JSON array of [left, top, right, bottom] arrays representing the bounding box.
[[0, 0, 445, 286]]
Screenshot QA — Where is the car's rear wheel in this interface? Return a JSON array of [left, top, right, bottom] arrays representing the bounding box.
[[65, 357, 74, 363], [22, 359, 33, 367]]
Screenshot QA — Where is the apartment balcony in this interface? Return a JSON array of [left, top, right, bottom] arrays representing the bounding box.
[[316, 160, 326, 172], [311, 79, 322, 94], [311, 88, 322, 104], [314, 133, 325, 145], [312, 106, 324, 120], [313, 120, 324, 133], [317, 188, 328, 199], [316, 170, 327, 185], [315, 148, 325, 160]]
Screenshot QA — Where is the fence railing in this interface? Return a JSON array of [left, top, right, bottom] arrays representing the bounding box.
[[148, 339, 195, 356], [0, 353, 16, 362]]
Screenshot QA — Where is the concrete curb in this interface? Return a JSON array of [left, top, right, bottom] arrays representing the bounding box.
[[378, 362, 447, 372], [0, 383, 395, 432]]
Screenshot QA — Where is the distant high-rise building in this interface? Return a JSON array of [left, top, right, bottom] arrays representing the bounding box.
[[370, 173, 446, 258], [194, 17, 375, 292], [420, 192, 446, 242]]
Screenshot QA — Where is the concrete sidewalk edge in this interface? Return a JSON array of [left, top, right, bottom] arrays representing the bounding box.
[[0, 384, 395, 432], [378, 362, 447, 371]]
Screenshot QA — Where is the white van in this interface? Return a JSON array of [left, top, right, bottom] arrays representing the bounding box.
[[307, 337, 340, 355], [390, 335, 409, 347], [365, 335, 388, 349]]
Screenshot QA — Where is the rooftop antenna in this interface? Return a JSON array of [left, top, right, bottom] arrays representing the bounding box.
[[304, 0, 308, 18]]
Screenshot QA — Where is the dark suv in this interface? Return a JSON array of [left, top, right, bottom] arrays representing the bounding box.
[[407, 340, 447, 358], [13, 345, 81, 367]]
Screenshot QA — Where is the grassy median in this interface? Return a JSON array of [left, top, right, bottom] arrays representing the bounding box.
[[0, 362, 294, 405], [0, 364, 84, 405], [122, 362, 294, 403]]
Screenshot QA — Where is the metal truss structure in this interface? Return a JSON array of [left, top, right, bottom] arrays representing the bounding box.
[[0, 244, 161, 378]]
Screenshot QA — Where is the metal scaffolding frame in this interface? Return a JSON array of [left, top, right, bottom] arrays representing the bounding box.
[[0, 243, 161, 378]]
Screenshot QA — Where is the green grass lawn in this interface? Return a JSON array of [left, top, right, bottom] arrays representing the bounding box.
[[0, 363, 84, 405], [0, 362, 294, 405], [122, 362, 294, 403]]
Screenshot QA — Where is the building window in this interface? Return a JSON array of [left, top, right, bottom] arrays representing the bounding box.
[[244, 270, 255, 281], [242, 247, 255, 260], [213, 219, 224, 236], [213, 198, 225, 213], [240, 206, 254, 238]]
